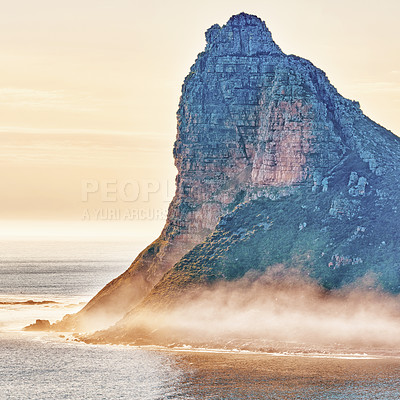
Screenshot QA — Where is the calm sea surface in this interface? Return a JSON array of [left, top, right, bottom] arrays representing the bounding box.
[[1, 239, 400, 400]]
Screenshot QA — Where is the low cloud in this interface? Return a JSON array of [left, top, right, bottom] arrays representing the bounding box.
[[113, 266, 400, 354]]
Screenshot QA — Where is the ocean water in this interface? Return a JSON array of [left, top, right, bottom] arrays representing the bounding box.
[[0, 240, 137, 297], [1, 239, 400, 400]]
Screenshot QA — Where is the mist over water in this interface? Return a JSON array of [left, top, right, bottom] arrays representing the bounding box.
[[124, 267, 400, 353], [2, 240, 400, 399]]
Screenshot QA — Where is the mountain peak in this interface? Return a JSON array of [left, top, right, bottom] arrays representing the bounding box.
[[227, 12, 266, 27], [205, 13, 282, 56]]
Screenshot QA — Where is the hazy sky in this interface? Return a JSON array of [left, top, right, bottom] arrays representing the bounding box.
[[1, 0, 399, 239]]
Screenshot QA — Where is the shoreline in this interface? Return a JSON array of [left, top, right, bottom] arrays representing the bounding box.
[[68, 332, 400, 360]]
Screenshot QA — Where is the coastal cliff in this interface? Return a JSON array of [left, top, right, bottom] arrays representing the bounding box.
[[57, 13, 400, 333]]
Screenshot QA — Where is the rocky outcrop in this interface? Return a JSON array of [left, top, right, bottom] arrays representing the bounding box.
[[56, 13, 400, 332], [23, 319, 51, 331]]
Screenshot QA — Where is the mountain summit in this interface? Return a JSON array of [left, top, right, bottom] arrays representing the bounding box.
[[205, 13, 283, 56], [56, 13, 400, 332]]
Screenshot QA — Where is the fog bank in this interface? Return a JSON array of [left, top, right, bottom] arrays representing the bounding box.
[[113, 267, 400, 352]]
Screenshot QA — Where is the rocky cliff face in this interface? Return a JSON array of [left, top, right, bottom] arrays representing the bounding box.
[[58, 13, 400, 332]]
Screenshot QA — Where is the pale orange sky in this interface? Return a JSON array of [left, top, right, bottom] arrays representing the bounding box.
[[1, 0, 399, 239]]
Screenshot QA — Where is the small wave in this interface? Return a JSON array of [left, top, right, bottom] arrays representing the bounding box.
[[155, 345, 385, 359], [0, 300, 58, 305], [81, 340, 386, 360]]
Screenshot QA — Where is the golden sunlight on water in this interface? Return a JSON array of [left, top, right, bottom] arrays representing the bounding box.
[[174, 351, 400, 399]]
